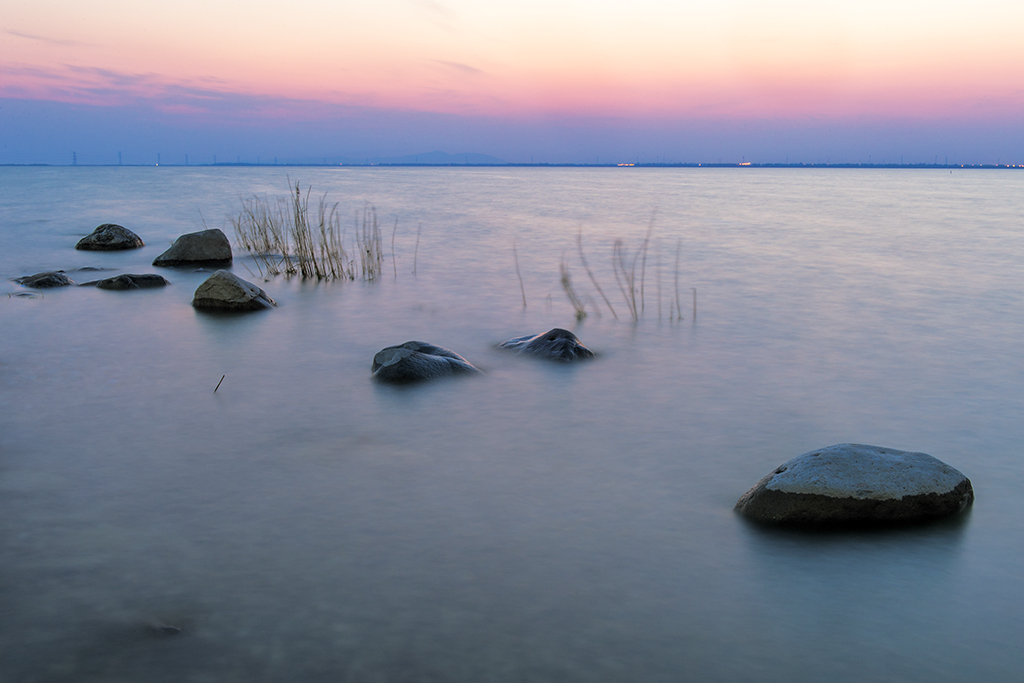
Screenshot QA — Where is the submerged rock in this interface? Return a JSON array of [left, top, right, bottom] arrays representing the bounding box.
[[499, 328, 595, 362], [75, 223, 144, 250], [15, 271, 74, 288], [153, 229, 232, 267], [372, 341, 481, 383], [80, 274, 170, 290], [191, 270, 275, 311], [735, 443, 974, 526]]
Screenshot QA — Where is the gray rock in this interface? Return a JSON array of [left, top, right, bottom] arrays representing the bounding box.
[[499, 328, 595, 362], [80, 274, 170, 290], [372, 341, 482, 383], [153, 229, 232, 267], [15, 271, 74, 288], [75, 224, 144, 250], [735, 443, 974, 525], [191, 270, 275, 311]]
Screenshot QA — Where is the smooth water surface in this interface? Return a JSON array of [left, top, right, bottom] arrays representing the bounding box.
[[2, 167, 1023, 681]]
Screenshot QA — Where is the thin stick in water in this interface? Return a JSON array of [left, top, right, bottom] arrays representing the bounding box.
[[391, 217, 398, 278], [673, 239, 683, 321], [513, 236, 527, 308], [413, 223, 421, 275], [214, 375, 225, 393], [577, 226, 617, 319], [692, 287, 697, 319]]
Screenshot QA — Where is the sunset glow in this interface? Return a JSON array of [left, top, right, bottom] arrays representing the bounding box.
[[3, 0, 1023, 163]]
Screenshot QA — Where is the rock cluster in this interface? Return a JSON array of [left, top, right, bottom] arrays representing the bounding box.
[[191, 270, 275, 311], [735, 443, 974, 525], [75, 224, 144, 250], [372, 342, 482, 383], [153, 229, 232, 267]]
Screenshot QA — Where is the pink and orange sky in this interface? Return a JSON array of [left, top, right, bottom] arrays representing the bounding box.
[[3, 0, 1023, 164]]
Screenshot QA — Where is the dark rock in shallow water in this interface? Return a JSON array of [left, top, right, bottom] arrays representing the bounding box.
[[80, 274, 170, 290], [372, 341, 482, 383], [191, 270, 275, 311], [15, 271, 74, 288], [153, 228, 232, 267], [499, 328, 595, 362], [75, 223, 144, 250], [735, 443, 974, 526]]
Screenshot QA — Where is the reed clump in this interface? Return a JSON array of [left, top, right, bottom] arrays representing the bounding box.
[[232, 182, 386, 281], [554, 217, 694, 323]]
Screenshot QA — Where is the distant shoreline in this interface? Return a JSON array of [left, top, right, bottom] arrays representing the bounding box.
[[3, 162, 1021, 169]]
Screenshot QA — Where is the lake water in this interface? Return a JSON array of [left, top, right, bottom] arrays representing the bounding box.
[[2, 166, 1023, 682]]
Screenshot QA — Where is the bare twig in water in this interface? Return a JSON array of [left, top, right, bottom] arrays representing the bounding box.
[[612, 239, 640, 321], [513, 236, 527, 308], [638, 211, 655, 314], [656, 236, 663, 322], [560, 255, 587, 321], [413, 223, 421, 275], [577, 226, 617, 319], [673, 238, 683, 322], [391, 216, 398, 278], [214, 375, 225, 393]]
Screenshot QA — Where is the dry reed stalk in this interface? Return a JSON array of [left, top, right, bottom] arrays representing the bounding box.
[[391, 217, 398, 278], [576, 227, 617, 319], [413, 224, 421, 275], [560, 256, 587, 321], [232, 181, 388, 282], [612, 239, 640, 321], [673, 238, 684, 321], [638, 213, 654, 314], [513, 236, 527, 308]]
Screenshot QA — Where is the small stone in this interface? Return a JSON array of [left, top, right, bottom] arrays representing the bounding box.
[[153, 229, 232, 267], [75, 224, 144, 250], [15, 271, 74, 288], [735, 443, 974, 525], [372, 341, 481, 383], [191, 270, 275, 311]]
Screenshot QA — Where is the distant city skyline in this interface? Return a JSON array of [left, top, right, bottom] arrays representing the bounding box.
[[3, 1, 1023, 165]]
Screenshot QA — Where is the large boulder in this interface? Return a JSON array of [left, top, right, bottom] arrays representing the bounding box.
[[735, 444, 974, 526], [191, 270, 275, 311], [15, 271, 74, 287], [499, 328, 595, 362], [75, 224, 144, 250], [153, 229, 232, 267], [81, 274, 170, 290], [372, 341, 482, 383]]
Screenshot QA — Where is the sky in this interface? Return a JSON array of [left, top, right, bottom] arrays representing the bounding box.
[[2, 0, 1023, 165]]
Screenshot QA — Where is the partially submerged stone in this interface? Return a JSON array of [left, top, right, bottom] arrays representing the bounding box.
[[191, 270, 275, 311], [80, 274, 170, 290], [75, 223, 144, 250], [372, 341, 481, 383], [15, 271, 74, 288], [499, 328, 595, 362], [735, 443, 974, 526], [153, 228, 232, 267]]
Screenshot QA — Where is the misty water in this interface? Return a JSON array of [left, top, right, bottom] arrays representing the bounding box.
[[2, 166, 1023, 682]]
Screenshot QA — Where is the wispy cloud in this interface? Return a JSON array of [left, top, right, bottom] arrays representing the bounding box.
[[5, 28, 88, 47], [431, 60, 484, 76]]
